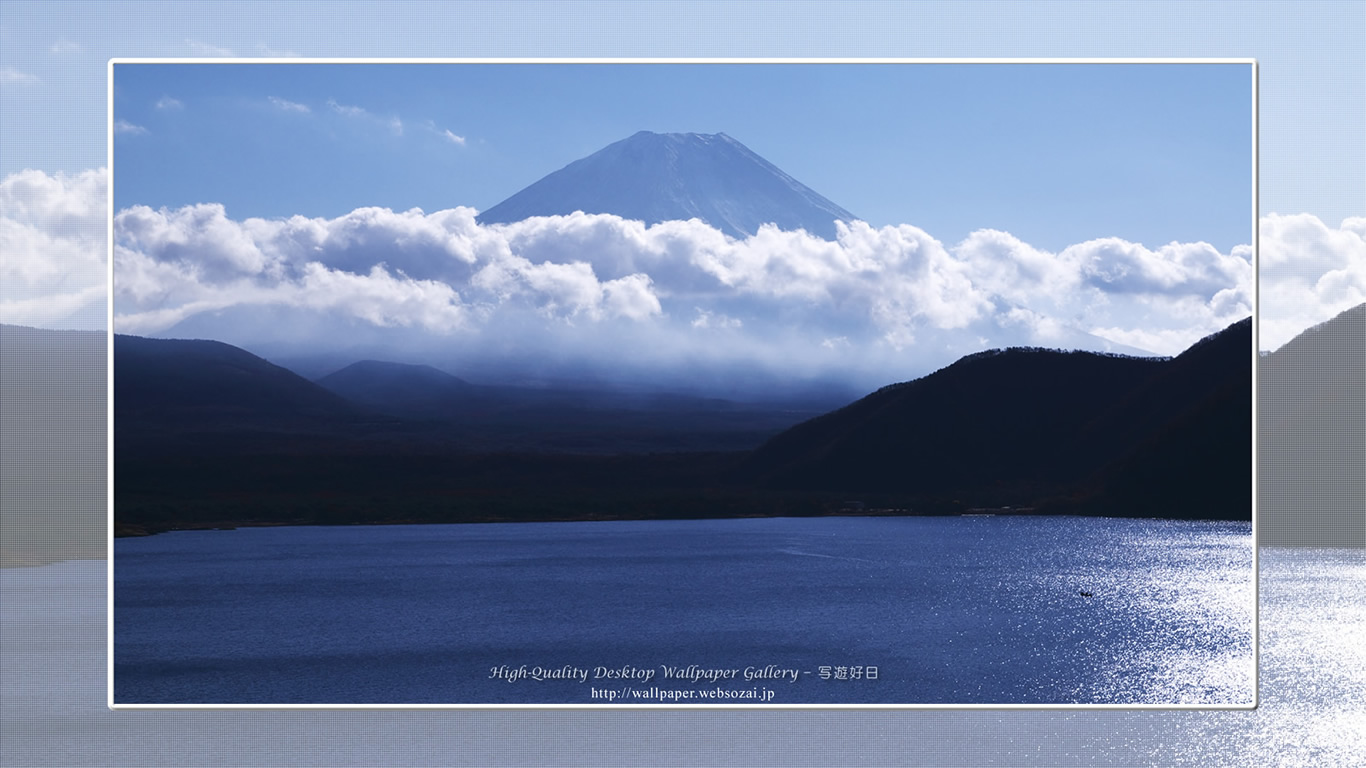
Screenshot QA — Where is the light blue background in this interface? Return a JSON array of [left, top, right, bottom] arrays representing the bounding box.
[[1, 1, 1362, 766]]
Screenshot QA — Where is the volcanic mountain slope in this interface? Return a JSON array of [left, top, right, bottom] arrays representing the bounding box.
[[742, 317, 1253, 519], [477, 130, 858, 240], [1258, 302, 1365, 545]]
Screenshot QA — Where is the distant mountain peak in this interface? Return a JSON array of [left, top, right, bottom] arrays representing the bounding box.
[[316, 359, 472, 408], [477, 131, 858, 240], [625, 130, 735, 144]]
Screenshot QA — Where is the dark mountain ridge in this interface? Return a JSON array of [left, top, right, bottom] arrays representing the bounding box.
[[116, 334, 362, 424], [312, 357, 833, 454], [743, 348, 1164, 497], [113, 334, 399, 459], [742, 318, 1253, 519], [1, 325, 107, 566], [1061, 319, 1253, 519], [476, 131, 858, 240], [1070, 318, 1250, 461], [113, 317, 1260, 535], [1258, 302, 1365, 545], [115, 337, 832, 456]]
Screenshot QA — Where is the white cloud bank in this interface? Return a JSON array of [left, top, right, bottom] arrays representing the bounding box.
[[110, 200, 1262, 388], [1259, 213, 1366, 350], [0, 168, 108, 330], [6, 167, 1358, 386]]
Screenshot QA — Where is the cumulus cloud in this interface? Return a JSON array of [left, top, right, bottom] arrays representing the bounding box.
[[441, 129, 466, 146], [49, 39, 81, 54], [1068, 237, 1252, 297], [7, 165, 1344, 384], [113, 204, 665, 337], [110, 199, 1273, 391], [0, 168, 108, 329], [155, 95, 183, 111], [1259, 213, 1366, 350], [956, 229, 1079, 305], [116, 203, 272, 280], [112, 244, 468, 337]]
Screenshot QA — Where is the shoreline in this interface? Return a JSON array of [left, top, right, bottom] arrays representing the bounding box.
[[114, 508, 1252, 539], [0, 553, 105, 570]]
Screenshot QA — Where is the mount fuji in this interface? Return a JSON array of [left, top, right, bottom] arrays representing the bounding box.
[[477, 131, 858, 240]]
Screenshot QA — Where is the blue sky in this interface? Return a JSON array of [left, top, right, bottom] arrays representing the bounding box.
[[1, 1, 1361, 355], [0, 0, 1363, 762], [112, 62, 1253, 253], [4, 1, 1361, 226], [96, 60, 1265, 377]]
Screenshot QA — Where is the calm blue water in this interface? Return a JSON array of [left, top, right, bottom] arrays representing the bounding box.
[[113, 516, 1253, 705], [7, 547, 1362, 766]]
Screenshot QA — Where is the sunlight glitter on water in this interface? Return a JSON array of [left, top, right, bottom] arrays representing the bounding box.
[[2, 547, 1363, 765], [1167, 548, 1366, 766], [111, 516, 1254, 705]]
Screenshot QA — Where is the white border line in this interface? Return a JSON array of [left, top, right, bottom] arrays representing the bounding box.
[[106, 56, 117, 713], [104, 57, 1256, 64], [106, 57, 1259, 711], [1251, 58, 1261, 711]]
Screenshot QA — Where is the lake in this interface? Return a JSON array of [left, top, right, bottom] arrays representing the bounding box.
[[113, 515, 1253, 705]]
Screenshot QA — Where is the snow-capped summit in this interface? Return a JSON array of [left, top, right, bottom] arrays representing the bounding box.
[[476, 131, 858, 240]]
